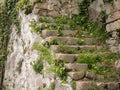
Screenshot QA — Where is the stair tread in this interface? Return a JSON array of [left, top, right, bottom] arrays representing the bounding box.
[[65, 63, 88, 71], [68, 71, 85, 80], [45, 36, 96, 45], [50, 45, 102, 53], [55, 53, 79, 63], [42, 30, 78, 38]]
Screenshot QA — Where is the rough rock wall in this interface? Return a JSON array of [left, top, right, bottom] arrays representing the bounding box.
[[88, 0, 120, 53], [3, 11, 44, 90], [3, 0, 80, 90], [105, 0, 120, 53], [33, 0, 81, 17]]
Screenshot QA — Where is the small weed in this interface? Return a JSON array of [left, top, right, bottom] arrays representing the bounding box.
[[32, 60, 43, 74], [48, 61, 67, 82], [16, 59, 24, 74], [49, 38, 58, 45], [103, 0, 113, 3], [54, 16, 68, 24], [77, 53, 102, 69], [12, 83, 15, 88], [48, 83, 55, 90], [33, 43, 55, 64], [71, 81, 76, 90], [37, 87, 42, 90], [39, 18, 51, 23], [58, 30, 63, 36], [24, 5, 32, 15], [77, 39, 84, 45], [29, 19, 41, 33]]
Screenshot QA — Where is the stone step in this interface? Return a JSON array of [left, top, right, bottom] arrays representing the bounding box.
[[50, 45, 102, 53], [76, 81, 97, 90], [65, 63, 88, 71], [41, 30, 78, 38], [68, 71, 85, 80], [76, 81, 120, 90], [55, 53, 79, 63], [45, 36, 79, 45], [45, 36, 96, 45], [38, 23, 80, 30]]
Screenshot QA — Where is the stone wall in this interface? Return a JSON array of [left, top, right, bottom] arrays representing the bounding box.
[[105, 0, 120, 53], [88, 0, 120, 53], [33, 0, 82, 17]]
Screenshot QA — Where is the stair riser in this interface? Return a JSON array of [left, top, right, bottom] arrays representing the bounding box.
[[50, 45, 102, 53], [45, 37, 97, 45], [42, 30, 78, 38]]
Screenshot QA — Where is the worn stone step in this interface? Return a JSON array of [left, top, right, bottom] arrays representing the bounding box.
[[45, 36, 96, 45], [50, 45, 102, 53], [38, 23, 80, 30], [68, 71, 85, 80], [45, 36, 79, 45], [97, 82, 120, 90], [76, 81, 97, 90], [55, 53, 79, 63], [76, 81, 120, 90], [42, 30, 78, 38], [38, 23, 71, 30], [65, 63, 88, 71]]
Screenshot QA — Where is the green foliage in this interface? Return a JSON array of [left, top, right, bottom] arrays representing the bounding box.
[[32, 60, 43, 74], [71, 81, 76, 90], [39, 18, 51, 23], [77, 53, 102, 69], [16, 59, 24, 73], [49, 39, 58, 45], [48, 83, 55, 90], [116, 28, 120, 37], [29, 19, 41, 33], [54, 16, 68, 24], [16, 0, 37, 15], [49, 61, 67, 82], [103, 0, 113, 3], [37, 87, 42, 90], [36, 0, 44, 2], [77, 52, 120, 74], [33, 43, 54, 64]]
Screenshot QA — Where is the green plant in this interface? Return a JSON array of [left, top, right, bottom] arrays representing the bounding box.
[[16, 59, 24, 74], [71, 81, 76, 90], [77, 53, 102, 69], [16, 0, 36, 15], [32, 60, 43, 74], [29, 19, 41, 33], [33, 43, 54, 64], [49, 38, 58, 45], [54, 16, 68, 24], [58, 30, 63, 36], [77, 39, 84, 45], [103, 0, 113, 3], [36, 0, 44, 2], [37, 87, 42, 90], [48, 83, 55, 90], [49, 61, 67, 82], [39, 18, 51, 23]]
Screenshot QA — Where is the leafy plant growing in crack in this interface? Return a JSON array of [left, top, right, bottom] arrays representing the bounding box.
[[32, 59, 43, 74], [16, 59, 24, 74], [29, 19, 41, 33]]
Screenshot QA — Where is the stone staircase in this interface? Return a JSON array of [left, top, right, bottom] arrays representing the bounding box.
[[40, 28, 120, 90], [39, 19, 120, 90]]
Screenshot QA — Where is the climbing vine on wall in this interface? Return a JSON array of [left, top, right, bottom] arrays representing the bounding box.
[[0, 0, 42, 61]]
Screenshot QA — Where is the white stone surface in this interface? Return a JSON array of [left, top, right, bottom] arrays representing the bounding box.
[[4, 10, 43, 90]]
